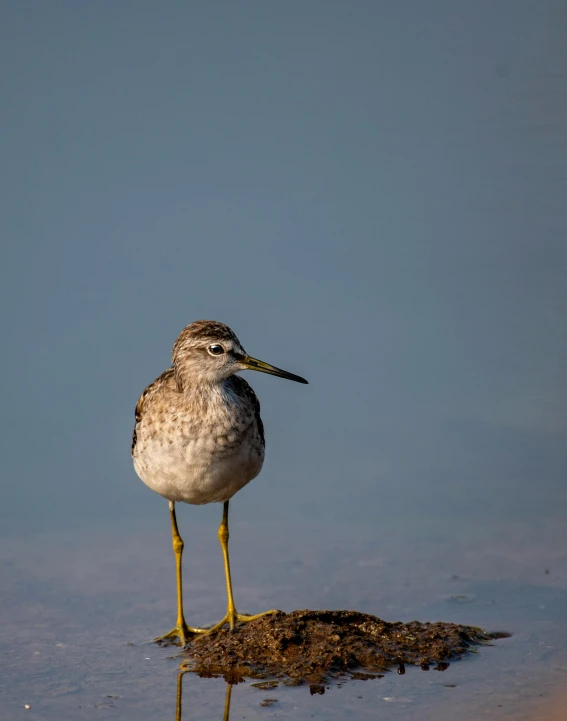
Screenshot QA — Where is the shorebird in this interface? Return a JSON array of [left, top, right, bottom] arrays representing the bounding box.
[[132, 320, 307, 645]]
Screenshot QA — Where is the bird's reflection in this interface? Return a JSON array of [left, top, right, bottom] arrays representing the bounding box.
[[172, 657, 455, 719], [175, 670, 232, 721]]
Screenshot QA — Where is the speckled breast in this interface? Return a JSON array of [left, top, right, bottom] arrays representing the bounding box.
[[132, 399, 265, 505]]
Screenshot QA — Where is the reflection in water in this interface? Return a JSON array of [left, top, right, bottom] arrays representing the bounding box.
[[175, 671, 232, 721], [171, 658, 453, 716]]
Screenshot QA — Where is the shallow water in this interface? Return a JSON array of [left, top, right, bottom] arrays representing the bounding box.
[[2, 0, 567, 718], [1, 513, 566, 720]]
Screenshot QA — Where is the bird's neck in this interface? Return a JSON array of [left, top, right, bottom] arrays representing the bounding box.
[[177, 373, 238, 413]]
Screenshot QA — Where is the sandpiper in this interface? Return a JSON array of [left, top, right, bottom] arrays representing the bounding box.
[[132, 320, 307, 644]]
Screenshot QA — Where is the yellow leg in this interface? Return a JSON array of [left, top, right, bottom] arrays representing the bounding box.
[[154, 502, 207, 646], [204, 500, 278, 634]]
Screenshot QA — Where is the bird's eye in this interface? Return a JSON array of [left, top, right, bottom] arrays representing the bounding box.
[[207, 344, 225, 356]]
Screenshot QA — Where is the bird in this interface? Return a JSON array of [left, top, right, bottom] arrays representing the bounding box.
[[132, 320, 308, 645]]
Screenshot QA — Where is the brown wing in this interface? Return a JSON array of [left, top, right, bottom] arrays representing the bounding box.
[[131, 367, 177, 455], [228, 375, 265, 447]]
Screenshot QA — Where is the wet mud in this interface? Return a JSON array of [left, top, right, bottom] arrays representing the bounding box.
[[182, 609, 509, 686]]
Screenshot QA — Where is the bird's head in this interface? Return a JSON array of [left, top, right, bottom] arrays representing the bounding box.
[[172, 320, 308, 387]]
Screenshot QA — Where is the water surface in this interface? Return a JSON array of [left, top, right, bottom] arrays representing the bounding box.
[[1, 511, 566, 719], [1, 0, 566, 718]]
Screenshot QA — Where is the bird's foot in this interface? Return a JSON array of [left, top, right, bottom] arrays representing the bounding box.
[[154, 622, 208, 647], [202, 608, 280, 635]]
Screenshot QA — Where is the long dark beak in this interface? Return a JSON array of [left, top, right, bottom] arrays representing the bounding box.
[[241, 355, 308, 384]]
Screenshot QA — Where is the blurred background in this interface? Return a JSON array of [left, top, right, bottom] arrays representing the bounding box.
[[0, 2, 566, 718], [1, 0, 565, 534]]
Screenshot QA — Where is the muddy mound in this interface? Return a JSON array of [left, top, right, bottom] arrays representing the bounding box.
[[182, 609, 508, 686]]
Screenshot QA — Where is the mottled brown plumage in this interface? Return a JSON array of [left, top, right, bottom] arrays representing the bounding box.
[[131, 320, 307, 643], [132, 320, 305, 505]]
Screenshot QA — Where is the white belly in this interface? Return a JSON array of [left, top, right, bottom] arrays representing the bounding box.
[[133, 427, 264, 505]]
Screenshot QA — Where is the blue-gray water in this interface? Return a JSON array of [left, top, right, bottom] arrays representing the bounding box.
[[1, 1, 566, 719]]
